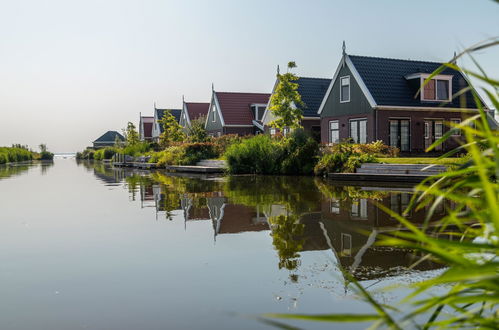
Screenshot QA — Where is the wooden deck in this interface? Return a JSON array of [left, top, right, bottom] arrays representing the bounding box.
[[328, 163, 446, 183], [112, 159, 226, 173]]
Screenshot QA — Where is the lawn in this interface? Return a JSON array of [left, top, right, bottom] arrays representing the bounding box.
[[377, 157, 466, 166]]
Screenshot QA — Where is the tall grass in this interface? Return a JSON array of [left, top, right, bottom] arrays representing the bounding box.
[[265, 38, 499, 329], [0, 147, 33, 164]]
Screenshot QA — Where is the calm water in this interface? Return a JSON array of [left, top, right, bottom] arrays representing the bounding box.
[[0, 159, 446, 330]]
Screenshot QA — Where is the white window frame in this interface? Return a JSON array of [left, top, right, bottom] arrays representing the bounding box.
[[420, 74, 453, 102], [450, 118, 461, 136], [340, 76, 351, 103], [329, 120, 339, 144], [270, 128, 276, 136], [212, 105, 216, 122], [349, 118, 367, 144]]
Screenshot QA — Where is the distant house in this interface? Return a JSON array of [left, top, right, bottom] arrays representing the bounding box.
[[205, 90, 271, 136], [318, 48, 497, 153], [139, 115, 154, 142], [92, 131, 124, 149], [179, 100, 210, 133], [151, 108, 182, 142], [262, 77, 331, 141]]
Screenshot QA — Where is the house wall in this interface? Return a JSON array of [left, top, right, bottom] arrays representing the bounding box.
[[376, 109, 467, 153], [205, 102, 224, 133], [320, 64, 372, 119], [320, 63, 373, 144], [321, 113, 375, 144], [224, 126, 254, 136]]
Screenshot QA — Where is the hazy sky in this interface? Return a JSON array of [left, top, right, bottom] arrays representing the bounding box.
[[0, 0, 498, 152]]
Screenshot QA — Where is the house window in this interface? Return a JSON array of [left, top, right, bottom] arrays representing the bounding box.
[[330, 199, 340, 214], [329, 120, 339, 143], [390, 119, 411, 152], [340, 76, 350, 103], [351, 199, 368, 219], [349, 118, 367, 143], [423, 78, 451, 101], [212, 105, 216, 122], [450, 119, 461, 136], [270, 128, 276, 136], [341, 233, 352, 257]]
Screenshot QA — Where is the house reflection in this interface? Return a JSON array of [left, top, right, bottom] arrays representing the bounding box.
[[101, 170, 451, 281]]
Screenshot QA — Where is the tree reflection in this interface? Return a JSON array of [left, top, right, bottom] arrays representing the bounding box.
[[269, 214, 305, 271]]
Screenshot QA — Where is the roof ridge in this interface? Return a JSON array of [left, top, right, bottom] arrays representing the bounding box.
[[215, 91, 271, 95], [298, 76, 332, 80], [349, 54, 446, 65]]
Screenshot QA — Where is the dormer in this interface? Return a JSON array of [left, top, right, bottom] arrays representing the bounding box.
[[250, 103, 267, 122], [405, 73, 453, 102]]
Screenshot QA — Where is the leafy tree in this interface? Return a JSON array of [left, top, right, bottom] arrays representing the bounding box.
[[187, 115, 208, 142], [124, 122, 139, 146], [158, 110, 185, 148], [269, 61, 304, 132], [39, 144, 47, 153]]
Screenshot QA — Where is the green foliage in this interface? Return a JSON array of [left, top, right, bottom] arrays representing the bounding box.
[[155, 143, 217, 166], [269, 62, 304, 131], [0, 147, 34, 164], [39, 151, 54, 160], [39, 144, 47, 153], [93, 147, 116, 160], [211, 134, 245, 156], [124, 122, 140, 146], [119, 141, 152, 156], [187, 115, 208, 142], [268, 215, 305, 271], [225, 134, 285, 174], [181, 142, 217, 165], [225, 130, 320, 175], [159, 110, 186, 147], [76, 149, 95, 160], [314, 142, 384, 175], [268, 38, 499, 330], [280, 129, 320, 175]]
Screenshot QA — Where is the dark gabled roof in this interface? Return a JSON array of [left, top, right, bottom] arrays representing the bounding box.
[[215, 92, 270, 125], [94, 131, 125, 143], [185, 102, 210, 121], [155, 109, 181, 133], [296, 77, 331, 117], [348, 55, 479, 109], [156, 108, 181, 123]]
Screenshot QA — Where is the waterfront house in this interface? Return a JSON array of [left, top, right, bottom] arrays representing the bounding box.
[[205, 89, 271, 136], [262, 76, 331, 141], [151, 107, 182, 142], [92, 131, 125, 149], [139, 115, 154, 142], [179, 100, 210, 134], [318, 46, 497, 154]]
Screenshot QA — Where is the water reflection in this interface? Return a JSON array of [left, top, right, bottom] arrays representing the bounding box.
[[88, 163, 449, 281], [0, 161, 54, 180]]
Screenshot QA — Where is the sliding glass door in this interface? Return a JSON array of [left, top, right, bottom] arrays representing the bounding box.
[[424, 120, 443, 151], [389, 119, 410, 152]]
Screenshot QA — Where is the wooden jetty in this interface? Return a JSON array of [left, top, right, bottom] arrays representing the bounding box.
[[328, 163, 446, 183], [112, 156, 225, 173]]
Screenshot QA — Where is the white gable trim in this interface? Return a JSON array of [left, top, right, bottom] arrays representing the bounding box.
[[317, 55, 377, 115], [204, 91, 225, 128], [182, 102, 192, 127], [345, 56, 377, 108], [261, 77, 278, 125]]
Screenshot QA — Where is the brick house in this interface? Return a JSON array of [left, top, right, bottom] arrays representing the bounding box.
[[318, 49, 497, 154], [205, 89, 271, 136]]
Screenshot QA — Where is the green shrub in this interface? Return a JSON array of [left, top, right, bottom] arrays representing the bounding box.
[[39, 151, 54, 160], [211, 134, 245, 156], [93, 147, 116, 161], [0, 153, 7, 164], [280, 129, 320, 175], [225, 134, 284, 174], [157, 146, 186, 166], [180, 142, 217, 165], [119, 142, 152, 157], [314, 141, 380, 175], [0, 147, 33, 163]]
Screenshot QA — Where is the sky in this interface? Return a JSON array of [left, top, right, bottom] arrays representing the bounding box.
[[0, 0, 498, 152]]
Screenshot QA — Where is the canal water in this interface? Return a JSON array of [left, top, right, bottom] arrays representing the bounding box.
[[0, 159, 445, 330]]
